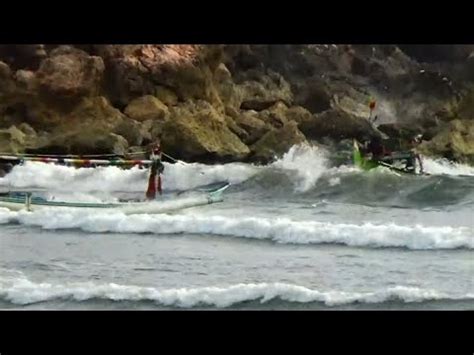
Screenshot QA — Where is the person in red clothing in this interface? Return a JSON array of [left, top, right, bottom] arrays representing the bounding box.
[[145, 140, 165, 200]]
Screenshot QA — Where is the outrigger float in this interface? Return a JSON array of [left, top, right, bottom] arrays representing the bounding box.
[[0, 143, 231, 213]]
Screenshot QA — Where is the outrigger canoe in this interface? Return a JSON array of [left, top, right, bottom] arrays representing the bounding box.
[[0, 181, 231, 214], [353, 140, 428, 175]]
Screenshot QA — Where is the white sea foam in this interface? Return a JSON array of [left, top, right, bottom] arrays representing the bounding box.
[[0, 209, 471, 250], [422, 157, 474, 176], [0, 274, 471, 307]]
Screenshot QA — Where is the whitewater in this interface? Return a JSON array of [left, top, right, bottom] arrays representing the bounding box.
[[0, 144, 473, 309]]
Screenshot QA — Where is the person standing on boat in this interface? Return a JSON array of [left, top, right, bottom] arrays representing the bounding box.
[[146, 140, 165, 200], [150, 141, 165, 174], [408, 134, 424, 174]]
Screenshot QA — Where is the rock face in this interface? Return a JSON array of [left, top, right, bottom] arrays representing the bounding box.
[[160, 100, 250, 162], [31, 130, 129, 156], [36, 46, 104, 101], [418, 119, 474, 164], [0, 44, 474, 164], [124, 95, 169, 122], [0, 126, 28, 153], [299, 109, 378, 141], [249, 121, 307, 163], [238, 71, 293, 111]]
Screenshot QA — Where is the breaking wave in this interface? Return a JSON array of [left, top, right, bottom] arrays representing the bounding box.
[[0, 209, 471, 250], [0, 273, 472, 308]]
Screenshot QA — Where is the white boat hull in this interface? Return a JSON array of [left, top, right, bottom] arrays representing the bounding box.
[[0, 183, 229, 214]]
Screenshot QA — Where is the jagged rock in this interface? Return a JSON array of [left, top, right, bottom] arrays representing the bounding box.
[[256, 102, 290, 129], [17, 122, 36, 138], [227, 103, 312, 146], [257, 102, 314, 128], [124, 95, 169, 122], [224, 115, 249, 143], [139, 119, 154, 145], [215, 63, 243, 110], [0, 126, 27, 153], [285, 105, 313, 125], [239, 71, 293, 111], [231, 110, 270, 145], [160, 100, 249, 162], [155, 86, 178, 106], [299, 109, 378, 141], [96, 44, 223, 107], [418, 119, 474, 163], [293, 80, 332, 114], [248, 121, 307, 163], [113, 118, 144, 146], [14, 70, 36, 91], [31, 130, 129, 156], [36, 45, 105, 100]]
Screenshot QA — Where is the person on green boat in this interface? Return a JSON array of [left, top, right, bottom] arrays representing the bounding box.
[[359, 133, 425, 174], [360, 134, 392, 163], [407, 134, 424, 174]]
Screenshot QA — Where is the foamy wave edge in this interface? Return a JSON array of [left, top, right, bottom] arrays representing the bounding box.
[[0, 209, 472, 250], [1, 278, 472, 307]]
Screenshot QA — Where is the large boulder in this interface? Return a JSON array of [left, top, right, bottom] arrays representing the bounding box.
[[96, 44, 223, 107], [124, 95, 169, 122], [113, 118, 146, 146], [285, 105, 313, 125], [17, 122, 37, 137], [293, 80, 333, 114], [14, 69, 36, 92], [0, 126, 27, 153], [257, 102, 313, 128], [36, 46, 105, 100], [215, 63, 243, 110], [418, 119, 474, 164], [299, 109, 378, 141], [160, 100, 249, 162], [67, 96, 124, 127], [248, 121, 307, 163], [227, 103, 315, 146], [154, 86, 178, 106], [30, 129, 129, 156], [227, 108, 271, 145], [239, 70, 293, 111], [26, 96, 130, 155]]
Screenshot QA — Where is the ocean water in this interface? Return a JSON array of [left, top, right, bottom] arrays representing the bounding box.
[[0, 145, 473, 309]]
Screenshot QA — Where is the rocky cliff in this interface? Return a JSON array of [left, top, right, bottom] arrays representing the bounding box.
[[1, 44, 474, 165]]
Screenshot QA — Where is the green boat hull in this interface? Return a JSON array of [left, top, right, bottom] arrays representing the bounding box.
[[353, 140, 380, 171], [352, 140, 425, 175]]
